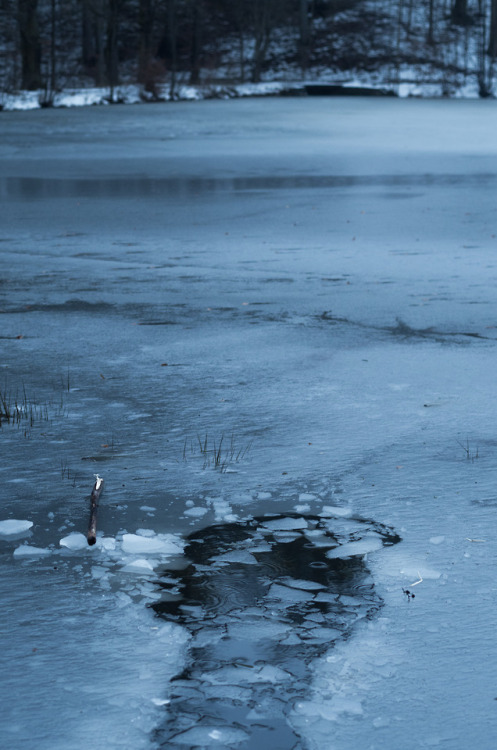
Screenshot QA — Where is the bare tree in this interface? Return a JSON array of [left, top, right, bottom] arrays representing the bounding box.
[[17, 0, 42, 88], [488, 0, 497, 56]]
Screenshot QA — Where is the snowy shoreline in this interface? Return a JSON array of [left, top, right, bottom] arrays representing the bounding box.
[[0, 75, 482, 113]]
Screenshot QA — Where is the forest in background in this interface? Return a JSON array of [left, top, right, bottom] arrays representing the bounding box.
[[2, 0, 497, 101]]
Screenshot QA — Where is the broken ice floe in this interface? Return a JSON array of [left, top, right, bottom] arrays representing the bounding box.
[[13, 545, 51, 558], [0, 519, 33, 537], [152, 512, 401, 746]]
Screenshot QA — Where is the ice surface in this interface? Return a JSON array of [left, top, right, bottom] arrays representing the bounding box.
[[4, 97, 497, 750], [170, 726, 250, 745], [13, 545, 51, 558], [0, 519, 33, 536]]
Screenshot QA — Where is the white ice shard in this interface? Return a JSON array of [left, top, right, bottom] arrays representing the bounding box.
[[121, 533, 183, 555], [121, 558, 156, 574], [13, 545, 51, 558], [0, 519, 33, 536], [60, 532, 87, 550], [326, 536, 384, 559]]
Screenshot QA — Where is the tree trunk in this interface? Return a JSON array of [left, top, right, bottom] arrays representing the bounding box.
[[189, 0, 201, 85], [451, 0, 471, 26], [168, 0, 177, 98], [105, 0, 120, 95], [488, 0, 497, 57], [427, 0, 435, 44], [82, 0, 96, 73], [299, 0, 310, 73], [251, 0, 271, 83], [49, 0, 56, 95], [138, 0, 153, 83], [17, 0, 42, 90]]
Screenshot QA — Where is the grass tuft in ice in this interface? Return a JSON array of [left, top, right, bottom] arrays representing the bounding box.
[[0, 383, 66, 432], [182, 432, 252, 472], [456, 438, 479, 462]]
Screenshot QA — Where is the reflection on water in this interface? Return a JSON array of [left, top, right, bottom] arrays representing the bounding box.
[[152, 513, 400, 749], [2, 173, 496, 200]]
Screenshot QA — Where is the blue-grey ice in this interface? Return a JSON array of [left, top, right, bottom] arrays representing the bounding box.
[[1, 97, 497, 750]]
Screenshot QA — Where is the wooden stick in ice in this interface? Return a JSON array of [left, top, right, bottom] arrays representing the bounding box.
[[87, 475, 104, 546]]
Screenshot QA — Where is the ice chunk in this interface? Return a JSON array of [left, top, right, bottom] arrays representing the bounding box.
[[139, 505, 156, 512], [60, 532, 87, 550], [280, 578, 326, 591], [121, 558, 156, 574], [211, 550, 258, 565], [184, 506, 208, 517], [321, 505, 352, 517], [91, 565, 109, 580], [304, 626, 342, 641], [299, 493, 317, 501], [261, 517, 308, 531], [326, 536, 384, 559], [14, 545, 51, 558], [121, 533, 182, 555], [136, 528, 156, 537], [0, 519, 33, 536], [171, 726, 249, 745], [267, 583, 315, 601], [228, 620, 292, 640], [97, 537, 116, 551]]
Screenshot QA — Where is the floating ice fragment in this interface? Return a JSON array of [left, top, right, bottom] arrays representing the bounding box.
[[91, 565, 109, 579], [140, 505, 156, 512], [280, 578, 326, 591], [267, 583, 315, 602], [121, 558, 156, 574], [184, 506, 208, 517], [60, 532, 87, 550], [121, 533, 183, 555], [135, 528, 156, 537], [211, 550, 258, 565], [261, 517, 308, 531], [172, 726, 249, 745], [0, 519, 33, 536], [326, 536, 384, 559], [321, 505, 352, 517], [13, 545, 51, 558], [96, 537, 116, 551], [299, 493, 316, 501]]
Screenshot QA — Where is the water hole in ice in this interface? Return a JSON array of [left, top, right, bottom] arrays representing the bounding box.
[[151, 513, 401, 749]]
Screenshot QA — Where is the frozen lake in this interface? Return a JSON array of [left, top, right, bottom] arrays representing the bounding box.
[[1, 97, 497, 749]]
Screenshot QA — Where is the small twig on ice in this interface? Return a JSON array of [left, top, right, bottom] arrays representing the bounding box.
[[465, 538, 486, 543], [87, 474, 104, 546], [409, 571, 423, 587]]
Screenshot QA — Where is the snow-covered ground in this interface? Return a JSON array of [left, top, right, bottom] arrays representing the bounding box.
[[0, 69, 482, 114], [1, 97, 497, 748]]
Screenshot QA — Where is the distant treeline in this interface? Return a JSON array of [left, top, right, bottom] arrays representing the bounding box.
[[2, 0, 497, 97]]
